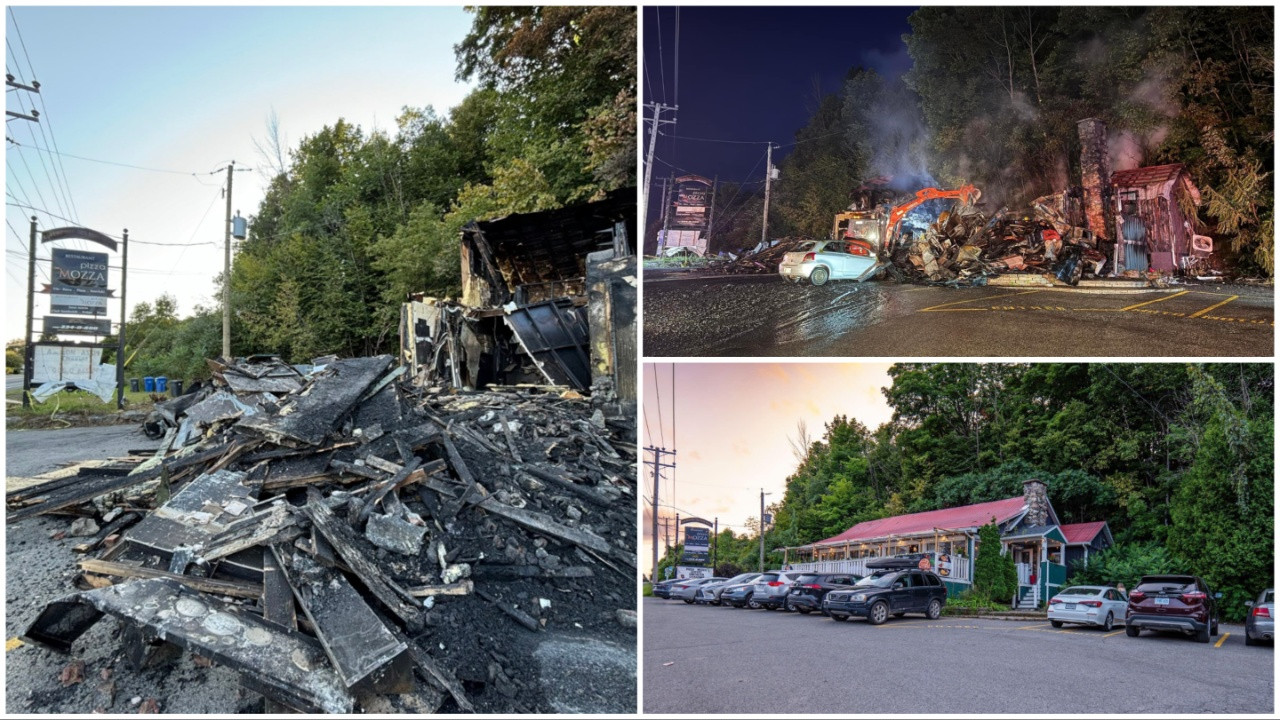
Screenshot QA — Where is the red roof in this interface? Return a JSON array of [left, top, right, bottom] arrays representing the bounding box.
[[1111, 164, 1187, 189], [1060, 521, 1107, 544], [815, 495, 1026, 546]]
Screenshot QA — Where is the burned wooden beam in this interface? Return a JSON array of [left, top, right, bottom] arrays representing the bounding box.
[[475, 587, 541, 632], [77, 559, 262, 599], [25, 579, 353, 713], [301, 493, 423, 630], [276, 547, 407, 689], [382, 623, 475, 713], [238, 355, 392, 446], [519, 464, 612, 508]]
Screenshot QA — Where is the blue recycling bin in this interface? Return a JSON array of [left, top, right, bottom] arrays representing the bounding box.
[[156, 376, 168, 394], [143, 377, 155, 393]]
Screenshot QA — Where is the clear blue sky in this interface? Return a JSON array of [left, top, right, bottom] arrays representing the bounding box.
[[6, 6, 476, 343]]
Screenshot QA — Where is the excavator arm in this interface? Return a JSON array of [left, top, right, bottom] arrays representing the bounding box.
[[887, 184, 980, 230]]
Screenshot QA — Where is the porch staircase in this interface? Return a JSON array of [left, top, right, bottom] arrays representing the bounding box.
[[1013, 584, 1040, 610]]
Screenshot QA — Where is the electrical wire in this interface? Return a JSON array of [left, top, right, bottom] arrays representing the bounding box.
[[7, 138, 229, 177]]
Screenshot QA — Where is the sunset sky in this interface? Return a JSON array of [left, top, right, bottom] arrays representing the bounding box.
[[641, 363, 895, 576]]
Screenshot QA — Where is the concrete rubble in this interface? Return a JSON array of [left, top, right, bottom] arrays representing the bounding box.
[[9, 353, 637, 713]]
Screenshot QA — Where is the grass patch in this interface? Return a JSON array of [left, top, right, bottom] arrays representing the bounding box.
[[943, 590, 1016, 614], [642, 582, 653, 597], [6, 387, 158, 422]]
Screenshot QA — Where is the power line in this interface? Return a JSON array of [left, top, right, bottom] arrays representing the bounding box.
[[6, 137, 226, 177], [4, 201, 213, 247]]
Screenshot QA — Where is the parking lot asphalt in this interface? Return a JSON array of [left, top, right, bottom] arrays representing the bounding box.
[[642, 275, 1273, 357], [642, 598, 1274, 714]]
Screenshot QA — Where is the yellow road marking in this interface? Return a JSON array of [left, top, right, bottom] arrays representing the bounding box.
[[1120, 290, 1188, 311], [1103, 630, 1125, 638], [1215, 632, 1230, 648], [1015, 624, 1044, 630], [6, 637, 23, 652], [920, 289, 1042, 312], [1189, 295, 1239, 319]]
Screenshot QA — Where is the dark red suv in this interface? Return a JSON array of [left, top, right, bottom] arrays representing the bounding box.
[[1125, 575, 1221, 643]]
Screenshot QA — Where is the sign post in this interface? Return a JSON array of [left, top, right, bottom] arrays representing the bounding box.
[[23, 223, 127, 409]]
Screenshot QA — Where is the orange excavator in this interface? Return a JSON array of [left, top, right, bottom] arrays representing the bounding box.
[[832, 184, 981, 254]]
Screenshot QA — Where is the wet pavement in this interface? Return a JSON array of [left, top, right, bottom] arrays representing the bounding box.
[[642, 274, 1274, 357]]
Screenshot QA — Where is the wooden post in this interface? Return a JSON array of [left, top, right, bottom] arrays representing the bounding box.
[[116, 229, 128, 409], [22, 216, 36, 408]]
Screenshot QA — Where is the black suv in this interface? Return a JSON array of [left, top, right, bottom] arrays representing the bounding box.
[[787, 573, 861, 614], [823, 558, 948, 624], [1126, 574, 1220, 643]]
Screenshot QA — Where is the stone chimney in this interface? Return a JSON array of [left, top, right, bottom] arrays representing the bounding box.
[[1077, 118, 1116, 241], [1023, 479, 1049, 527]]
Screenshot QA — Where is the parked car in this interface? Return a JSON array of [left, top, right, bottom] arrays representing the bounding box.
[[671, 577, 728, 603], [822, 558, 947, 624], [694, 573, 762, 605], [1125, 574, 1220, 643], [786, 573, 861, 614], [651, 579, 680, 599], [720, 581, 764, 609], [778, 239, 880, 286], [750, 571, 804, 610], [1047, 585, 1128, 631], [1245, 588, 1274, 646]]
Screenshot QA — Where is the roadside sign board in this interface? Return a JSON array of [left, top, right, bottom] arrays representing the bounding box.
[[676, 565, 712, 580], [51, 249, 109, 294], [43, 316, 111, 336], [32, 344, 104, 384], [682, 527, 710, 564], [50, 294, 108, 315]]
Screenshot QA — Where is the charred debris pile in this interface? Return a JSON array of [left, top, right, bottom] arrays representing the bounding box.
[[11, 355, 637, 713]]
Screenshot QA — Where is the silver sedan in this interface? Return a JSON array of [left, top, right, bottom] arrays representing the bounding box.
[[670, 577, 727, 603], [778, 239, 881, 286], [1245, 588, 1274, 646], [1048, 585, 1128, 630]]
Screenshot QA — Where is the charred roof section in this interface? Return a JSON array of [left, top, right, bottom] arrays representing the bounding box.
[[461, 188, 636, 307]]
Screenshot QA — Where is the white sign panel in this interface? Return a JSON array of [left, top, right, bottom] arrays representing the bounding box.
[[33, 345, 105, 384], [51, 293, 108, 315]]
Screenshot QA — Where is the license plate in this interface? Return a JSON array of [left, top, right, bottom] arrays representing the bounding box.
[[1064, 603, 1077, 610], [1155, 597, 1170, 605]]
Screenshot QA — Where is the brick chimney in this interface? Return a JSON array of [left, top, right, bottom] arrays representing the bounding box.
[[1023, 479, 1050, 527], [1077, 118, 1116, 241]]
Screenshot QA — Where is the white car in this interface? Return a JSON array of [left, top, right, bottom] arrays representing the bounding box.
[[778, 239, 881, 286], [1047, 585, 1128, 631]]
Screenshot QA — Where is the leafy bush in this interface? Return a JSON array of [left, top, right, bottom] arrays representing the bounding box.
[[6, 348, 22, 373], [1068, 542, 1174, 591], [945, 589, 1010, 613]]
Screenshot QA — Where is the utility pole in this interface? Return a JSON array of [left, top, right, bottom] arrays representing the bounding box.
[[659, 174, 675, 254], [642, 102, 677, 232], [6, 75, 40, 123], [116, 229, 128, 410], [712, 516, 719, 570], [761, 143, 775, 246], [221, 161, 235, 361], [644, 445, 676, 582], [759, 489, 772, 572], [705, 175, 719, 250], [22, 216, 36, 408]]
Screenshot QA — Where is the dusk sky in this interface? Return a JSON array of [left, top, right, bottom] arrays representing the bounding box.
[[642, 6, 915, 222], [642, 363, 894, 576], [5, 6, 475, 342]]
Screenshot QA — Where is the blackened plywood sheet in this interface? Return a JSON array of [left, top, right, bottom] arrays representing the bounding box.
[[237, 356, 392, 447]]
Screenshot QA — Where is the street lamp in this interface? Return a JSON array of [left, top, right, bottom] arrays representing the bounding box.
[[759, 489, 773, 572]]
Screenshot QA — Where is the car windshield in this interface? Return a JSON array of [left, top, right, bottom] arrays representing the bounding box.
[[727, 573, 756, 584], [1057, 587, 1100, 596], [757, 573, 779, 583], [794, 241, 817, 252], [1266, 591, 1275, 604], [854, 571, 900, 588], [1136, 579, 1195, 593], [795, 574, 822, 584]]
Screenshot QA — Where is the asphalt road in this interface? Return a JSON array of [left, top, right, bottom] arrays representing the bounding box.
[[6, 425, 158, 477], [642, 275, 1274, 357], [643, 598, 1274, 714], [7, 374, 22, 391]]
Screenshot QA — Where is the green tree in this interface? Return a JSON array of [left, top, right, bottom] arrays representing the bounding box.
[[972, 520, 1016, 604]]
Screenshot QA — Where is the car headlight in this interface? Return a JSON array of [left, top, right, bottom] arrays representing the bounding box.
[[850, 594, 867, 602]]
